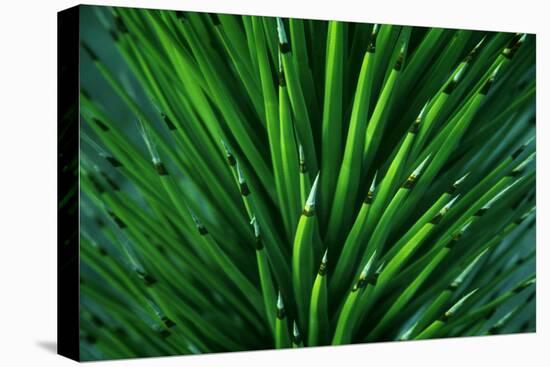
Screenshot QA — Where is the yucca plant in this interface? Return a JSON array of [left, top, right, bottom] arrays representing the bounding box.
[[77, 5, 536, 360]]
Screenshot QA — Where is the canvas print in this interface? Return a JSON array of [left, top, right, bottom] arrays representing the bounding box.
[[58, 4, 536, 361]]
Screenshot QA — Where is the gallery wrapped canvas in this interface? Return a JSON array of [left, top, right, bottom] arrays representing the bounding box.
[[58, 4, 536, 361]]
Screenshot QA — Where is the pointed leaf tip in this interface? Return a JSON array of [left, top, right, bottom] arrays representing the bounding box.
[[459, 219, 473, 234], [404, 154, 431, 188], [454, 248, 489, 284], [514, 152, 535, 172], [418, 99, 430, 119], [250, 216, 260, 237], [299, 144, 305, 161], [305, 172, 320, 209], [137, 119, 160, 164], [444, 194, 460, 211], [491, 62, 503, 78], [454, 172, 471, 187], [453, 63, 468, 82], [360, 250, 377, 278], [293, 321, 300, 337], [522, 136, 535, 148], [277, 291, 284, 310], [236, 162, 246, 183], [414, 154, 432, 175], [376, 261, 385, 273], [446, 288, 479, 316], [483, 181, 518, 210], [369, 171, 378, 192], [276, 18, 288, 45], [220, 139, 231, 154]]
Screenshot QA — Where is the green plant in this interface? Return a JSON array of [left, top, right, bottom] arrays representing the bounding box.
[[78, 5, 536, 360]]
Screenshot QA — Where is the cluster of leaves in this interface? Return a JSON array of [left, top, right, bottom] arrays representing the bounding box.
[[78, 5, 535, 361]]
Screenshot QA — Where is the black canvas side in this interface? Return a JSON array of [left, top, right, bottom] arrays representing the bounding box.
[[57, 5, 80, 362]]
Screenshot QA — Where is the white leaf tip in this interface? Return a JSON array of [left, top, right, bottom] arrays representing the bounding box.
[[305, 172, 320, 209]]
